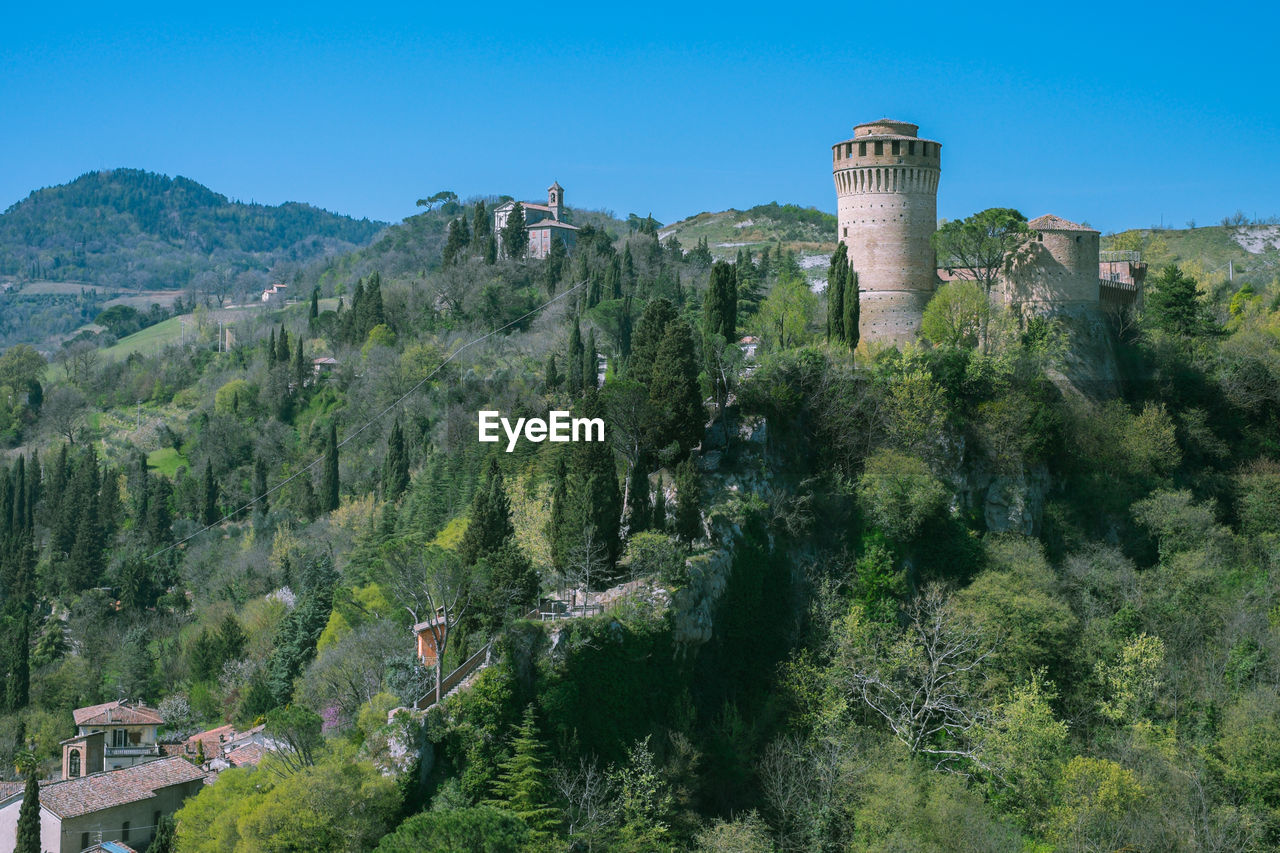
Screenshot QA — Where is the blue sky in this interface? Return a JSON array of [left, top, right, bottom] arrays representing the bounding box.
[[3, 2, 1277, 233]]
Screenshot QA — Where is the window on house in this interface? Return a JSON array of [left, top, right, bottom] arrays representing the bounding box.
[[82, 832, 90, 850], [122, 822, 131, 842], [113, 729, 128, 748], [874, 141, 883, 155], [69, 749, 81, 777], [858, 142, 866, 156]]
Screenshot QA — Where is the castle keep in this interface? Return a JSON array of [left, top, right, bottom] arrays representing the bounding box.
[[832, 119, 1142, 343], [832, 119, 941, 342]]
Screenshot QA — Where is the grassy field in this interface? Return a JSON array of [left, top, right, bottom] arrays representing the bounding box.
[[99, 316, 188, 361], [147, 447, 189, 477]]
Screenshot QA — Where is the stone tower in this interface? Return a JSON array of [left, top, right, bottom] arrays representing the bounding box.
[[548, 181, 564, 221], [1002, 214, 1101, 307], [832, 119, 941, 342]]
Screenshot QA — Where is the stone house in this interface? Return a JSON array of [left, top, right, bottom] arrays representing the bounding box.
[[68, 701, 165, 774], [0, 756, 207, 853]]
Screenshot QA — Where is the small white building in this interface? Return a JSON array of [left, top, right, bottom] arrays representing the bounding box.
[[261, 283, 288, 303]]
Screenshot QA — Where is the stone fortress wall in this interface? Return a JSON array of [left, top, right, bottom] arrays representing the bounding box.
[[832, 119, 1132, 344]]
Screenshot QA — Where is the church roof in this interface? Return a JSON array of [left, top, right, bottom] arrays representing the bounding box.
[[1028, 214, 1097, 233], [527, 219, 578, 230]]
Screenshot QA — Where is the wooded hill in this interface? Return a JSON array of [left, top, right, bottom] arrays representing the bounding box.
[[0, 169, 385, 292]]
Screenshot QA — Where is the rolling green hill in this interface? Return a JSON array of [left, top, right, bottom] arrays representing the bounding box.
[[1102, 224, 1280, 295], [658, 201, 838, 261], [0, 168, 386, 291]]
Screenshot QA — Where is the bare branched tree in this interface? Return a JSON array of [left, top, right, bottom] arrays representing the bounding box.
[[839, 584, 998, 772], [384, 543, 478, 706], [551, 756, 621, 851], [563, 524, 608, 609]]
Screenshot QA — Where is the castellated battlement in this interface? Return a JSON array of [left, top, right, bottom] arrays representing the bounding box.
[[832, 118, 942, 343]]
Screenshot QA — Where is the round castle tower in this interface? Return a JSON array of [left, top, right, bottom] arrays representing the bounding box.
[[1002, 214, 1101, 307], [832, 119, 941, 342]]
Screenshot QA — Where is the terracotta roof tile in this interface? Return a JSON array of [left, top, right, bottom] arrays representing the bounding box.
[[1028, 214, 1097, 233], [226, 743, 267, 767], [73, 700, 164, 727], [38, 756, 207, 819]]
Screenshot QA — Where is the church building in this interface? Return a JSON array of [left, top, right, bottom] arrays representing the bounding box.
[[493, 182, 579, 259]]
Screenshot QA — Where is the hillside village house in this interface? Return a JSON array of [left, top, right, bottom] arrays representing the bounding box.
[[67, 701, 164, 774], [0, 756, 206, 853], [182, 723, 274, 772], [493, 182, 579, 259]]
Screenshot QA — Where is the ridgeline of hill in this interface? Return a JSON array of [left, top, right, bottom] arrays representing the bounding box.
[[0, 169, 385, 292], [659, 202, 837, 259]]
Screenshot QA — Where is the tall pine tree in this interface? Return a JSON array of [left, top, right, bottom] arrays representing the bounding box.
[[384, 419, 409, 501], [460, 458, 514, 565]]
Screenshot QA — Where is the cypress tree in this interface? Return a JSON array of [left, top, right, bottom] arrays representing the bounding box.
[[484, 233, 497, 265], [364, 272, 386, 331], [146, 476, 174, 547], [472, 199, 490, 246], [652, 475, 667, 532], [309, 287, 319, 322], [703, 261, 737, 339], [622, 243, 635, 292], [645, 320, 704, 458], [629, 298, 676, 388], [827, 242, 847, 343], [844, 269, 861, 356], [253, 457, 269, 515], [548, 458, 569, 571], [4, 616, 30, 711], [583, 329, 598, 391], [322, 422, 340, 512], [502, 203, 527, 259], [276, 326, 290, 364], [483, 705, 560, 840], [544, 234, 566, 296], [674, 456, 701, 544], [267, 328, 277, 367], [568, 390, 622, 569], [626, 451, 652, 533], [544, 354, 560, 390], [293, 338, 307, 390], [201, 462, 219, 526], [384, 419, 409, 501], [15, 751, 39, 853], [567, 322, 584, 397], [442, 218, 467, 268], [460, 458, 514, 565]]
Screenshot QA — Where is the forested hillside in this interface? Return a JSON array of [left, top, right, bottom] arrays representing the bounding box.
[[0, 169, 384, 292], [2, 191, 1280, 852]]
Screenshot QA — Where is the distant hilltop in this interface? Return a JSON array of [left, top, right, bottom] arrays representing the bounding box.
[[0, 169, 386, 292]]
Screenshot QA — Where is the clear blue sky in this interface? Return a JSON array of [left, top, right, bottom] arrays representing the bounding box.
[[4, 2, 1277, 234]]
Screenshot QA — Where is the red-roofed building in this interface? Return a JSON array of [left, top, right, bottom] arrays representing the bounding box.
[[0, 756, 206, 853], [68, 701, 165, 773]]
